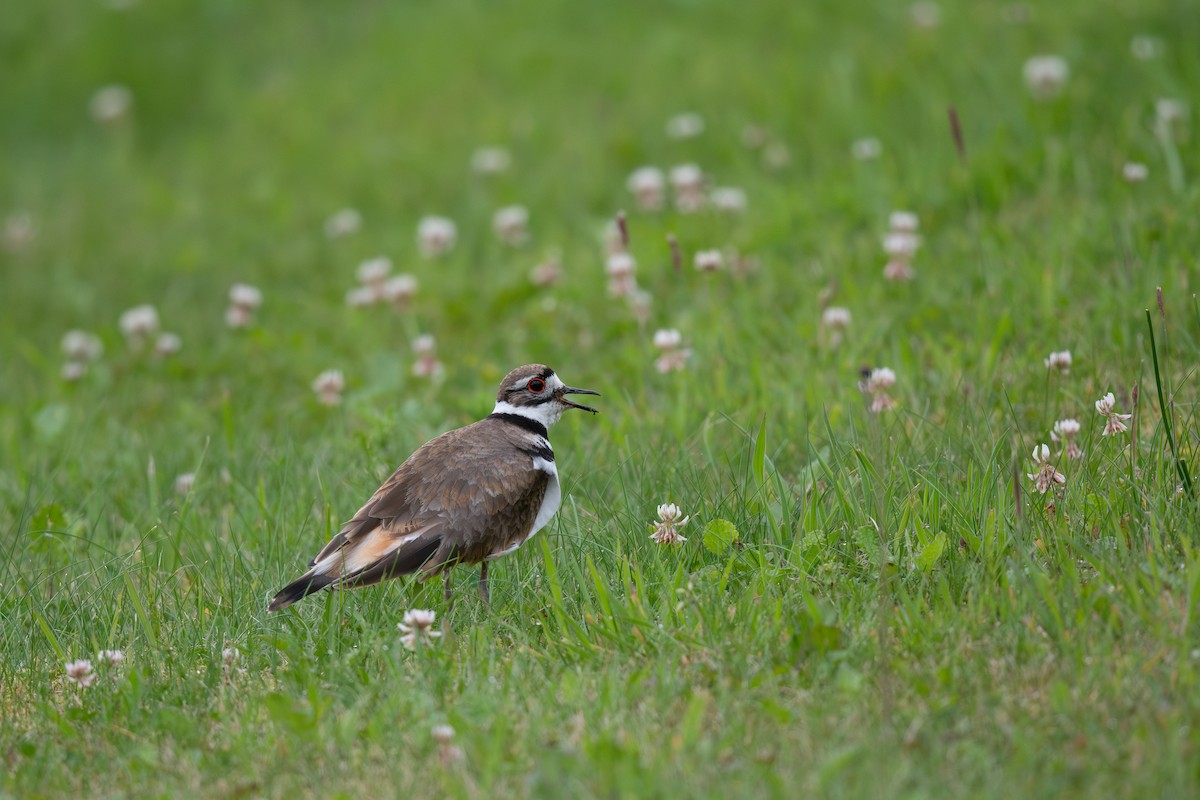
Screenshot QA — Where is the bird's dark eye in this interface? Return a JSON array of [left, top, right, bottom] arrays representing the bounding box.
[[527, 378, 545, 393]]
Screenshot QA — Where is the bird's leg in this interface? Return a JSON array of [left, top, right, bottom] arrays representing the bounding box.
[[478, 562, 490, 605], [443, 571, 453, 603]]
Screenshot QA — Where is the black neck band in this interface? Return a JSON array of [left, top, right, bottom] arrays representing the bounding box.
[[488, 413, 549, 439]]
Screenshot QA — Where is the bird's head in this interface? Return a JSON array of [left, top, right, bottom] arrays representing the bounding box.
[[493, 364, 600, 427]]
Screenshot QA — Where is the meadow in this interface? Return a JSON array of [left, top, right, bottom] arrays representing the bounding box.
[[3, 0, 1199, 796]]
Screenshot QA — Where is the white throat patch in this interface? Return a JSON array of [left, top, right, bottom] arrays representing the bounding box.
[[491, 374, 569, 428]]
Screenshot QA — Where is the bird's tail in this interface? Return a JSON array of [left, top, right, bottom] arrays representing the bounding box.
[[268, 524, 445, 612], [268, 571, 336, 612]]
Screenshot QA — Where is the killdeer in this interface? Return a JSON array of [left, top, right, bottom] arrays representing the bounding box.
[[268, 364, 599, 612]]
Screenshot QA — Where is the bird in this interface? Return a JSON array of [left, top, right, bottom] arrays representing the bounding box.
[[268, 364, 599, 612]]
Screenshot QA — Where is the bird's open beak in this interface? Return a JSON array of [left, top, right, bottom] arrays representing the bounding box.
[[559, 386, 601, 414]]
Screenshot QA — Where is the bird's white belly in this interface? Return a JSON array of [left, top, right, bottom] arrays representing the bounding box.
[[487, 455, 560, 560]]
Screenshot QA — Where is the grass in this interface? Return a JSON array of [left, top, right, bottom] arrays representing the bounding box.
[[3, 0, 1200, 796]]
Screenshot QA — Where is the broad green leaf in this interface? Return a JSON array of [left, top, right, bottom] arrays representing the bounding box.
[[702, 519, 740, 555], [915, 531, 948, 571]]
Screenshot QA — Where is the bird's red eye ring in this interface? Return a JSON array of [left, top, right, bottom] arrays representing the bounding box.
[[527, 378, 546, 393]]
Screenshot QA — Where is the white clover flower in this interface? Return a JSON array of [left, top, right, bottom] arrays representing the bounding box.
[[62, 330, 104, 362], [89, 84, 133, 124], [762, 142, 791, 170], [851, 137, 882, 161], [97, 649, 125, 667], [529, 254, 562, 287], [3, 212, 36, 251], [869, 394, 896, 413], [154, 332, 181, 357], [229, 283, 263, 309], [224, 306, 250, 327], [627, 167, 666, 211], [1052, 418, 1080, 440], [653, 328, 683, 350], [1027, 443, 1066, 494], [657, 503, 687, 523], [693, 249, 724, 272], [471, 146, 511, 175], [665, 112, 704, 140], [356, 257, 392, 288], [226, 284, 263, 328], [174, 473, 195, 495], [312, 370, 345, 405], [1095, 391, 1132, 436], [628, 289, 652, 324], [1023, 55, 1069, 98], [492, 205, 530, 246], [412, 334, 436, 357], [345, 286, 376, 308], [382, 274, 418, 309], [119, 304, 160, 344], [909, 1, 940, 28], [417, 216, 457, 257], [820, 307, 852, 347], [654, 350, 689, 374], [883, 231, 922, 258], [65, 659, 96, 688], [669, 163, 704, 190], [1156, 98, 1185, 125], [883, 261, 916, 282], [859, 368, 898, 412], [821, 307, 852, 329], [669, 164, 706, 213], [1122, 162, 1149, 183], [652, 329, 690, 373], [1044, 350, 1072, 374], [605, 252, 637, 297], [709, 187, 747, 214], [61, 362, 88, 382], [1130, 35, 1163, 61], [431, 722, 464, 763], [889, 211, 919, 232], [397, 609, 442, 649], [865, 367, 896, 393], [605, 252, 635, 278], [1052, 418, 1082, 459], [324, 208, 362, 239], [650, 503, 689, 544], [411, 335, 443, 379]]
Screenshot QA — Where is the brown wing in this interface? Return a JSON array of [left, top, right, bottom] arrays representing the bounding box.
[[308, 418, 550, 575]]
